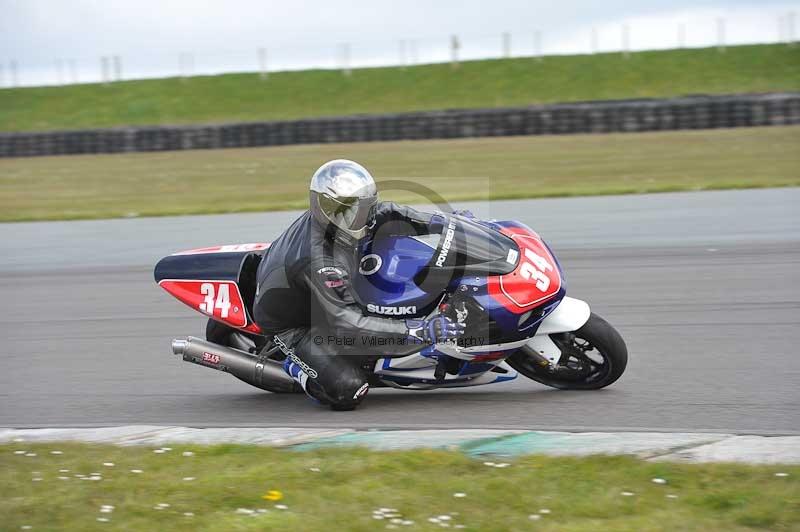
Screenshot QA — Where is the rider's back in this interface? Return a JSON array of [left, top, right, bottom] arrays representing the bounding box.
[[253, 211, 315, 333]]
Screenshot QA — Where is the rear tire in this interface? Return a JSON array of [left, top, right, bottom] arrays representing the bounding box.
[[507, 313, 628, 390], [205, 318, 260, 353]]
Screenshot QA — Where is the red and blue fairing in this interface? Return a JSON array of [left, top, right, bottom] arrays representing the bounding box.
[[353, 216, 566, 346]]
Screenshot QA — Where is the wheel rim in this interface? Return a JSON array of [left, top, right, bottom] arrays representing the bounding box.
[[548, 333, 612, 384]]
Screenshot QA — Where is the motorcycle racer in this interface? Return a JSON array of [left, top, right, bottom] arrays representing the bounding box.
[[253, 159, 465, 410]]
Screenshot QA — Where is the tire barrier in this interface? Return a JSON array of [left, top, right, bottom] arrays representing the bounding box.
[[1, 92, 798, 158]]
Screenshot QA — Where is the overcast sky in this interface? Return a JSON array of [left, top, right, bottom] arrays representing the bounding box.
[[1, 0, 798, 86]]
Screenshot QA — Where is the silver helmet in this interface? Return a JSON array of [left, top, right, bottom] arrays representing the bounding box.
[[309, 159, 378, 242]]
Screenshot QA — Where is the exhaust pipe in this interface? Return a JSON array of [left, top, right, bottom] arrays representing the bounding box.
[[171, 336, 297, 393]]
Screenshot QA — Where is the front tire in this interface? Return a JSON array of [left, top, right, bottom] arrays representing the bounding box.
[[507, 313, 628, 390]]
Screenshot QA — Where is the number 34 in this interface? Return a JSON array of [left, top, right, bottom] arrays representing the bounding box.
[[199, 283, 231, 318], [519, 248, 553, 291]]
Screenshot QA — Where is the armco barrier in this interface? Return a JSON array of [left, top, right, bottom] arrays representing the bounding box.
[[1, 93, 798, 158]]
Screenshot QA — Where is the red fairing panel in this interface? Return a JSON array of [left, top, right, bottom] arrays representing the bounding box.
[[173, 243, 271, 256], [486, 227, 562, 313], [159, 280, 249, 328]]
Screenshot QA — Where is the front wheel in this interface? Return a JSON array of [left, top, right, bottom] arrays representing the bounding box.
[[507, 313, 628, 390]]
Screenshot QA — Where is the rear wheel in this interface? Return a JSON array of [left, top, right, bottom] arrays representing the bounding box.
[[205, 319, 261, 353], [507, 313, 628, 390]]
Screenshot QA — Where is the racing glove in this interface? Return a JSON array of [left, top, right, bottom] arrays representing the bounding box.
[[406, 315, 466, 344]]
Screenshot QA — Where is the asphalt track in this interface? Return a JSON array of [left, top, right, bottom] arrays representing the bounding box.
[[1, 188, 798, 434]]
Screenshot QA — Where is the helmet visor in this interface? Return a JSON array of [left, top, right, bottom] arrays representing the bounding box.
[[319, 193, 378, 234]]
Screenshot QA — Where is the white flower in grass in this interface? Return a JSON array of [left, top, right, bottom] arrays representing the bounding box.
[[182, 451, 194, 457], [494, 463, 510, 468], [50, 451, 63, 455], [652, 478, 667, 484], [666, 494, 679, 499], [130, 469, 143, 474], [775, 472, 789, 477], [13, 450, 26, 455], [373, 515, 385, 520], [401, 521, 414, 526], [59, 469, 69, 473], [96, 517, 109, 522], [482, 461, 495, 466], [428, 518, 440, 524], [58, 476, 69, 480], [20, 526, 33, 530], [274, 504, 288, 510], [309, 467, 321, 472], [438, 515, 451, 520], [621, 491, 635, 497], [32, 477, 42, 482], [162, 447, 172, 451], [13, 438, 25, 443], [25, 453, 36, 457], [529, 514, 541, 520], [103, 463, 114, 467], [539, 508, 551, 514], [182, 477, 195, 481], [153, 449, 165, 454], [183, 512, 195, 517], [236, 508, 255, 515], [453, 492, 467, 498]]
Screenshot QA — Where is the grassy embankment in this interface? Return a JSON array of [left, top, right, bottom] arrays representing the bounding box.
[[0, 44, 798, 131], [2, 443, 798, 531], [0, 125, 798, 222]]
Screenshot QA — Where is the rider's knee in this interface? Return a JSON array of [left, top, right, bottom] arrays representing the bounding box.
[[325, 370, 369, 410]]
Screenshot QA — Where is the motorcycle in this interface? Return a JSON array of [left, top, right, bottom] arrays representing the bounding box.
[[154, 214, 628, 398]]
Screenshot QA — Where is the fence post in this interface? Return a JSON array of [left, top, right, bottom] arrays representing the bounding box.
[[258, 47, 268, 80], [622, 24, 630, 58], [113, 55, 122, 81], [101, 56, 110, 85], [502, 32, 511, 58], [340, 43, 351, 76], [534, 30, 542, 61], [716, 17, 726, 52], [450, 35, 460, 69], [409, 40, 418, 65]]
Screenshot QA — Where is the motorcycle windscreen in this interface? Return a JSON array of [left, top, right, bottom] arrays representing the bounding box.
[[413, 216, 518, 289]]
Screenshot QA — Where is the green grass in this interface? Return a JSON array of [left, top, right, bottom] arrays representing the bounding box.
[[1, 126, 798, 222], [1, 44, 799, 132], [1, 443, 798, 531]]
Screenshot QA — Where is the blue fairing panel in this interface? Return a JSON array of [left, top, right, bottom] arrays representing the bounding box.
[[353, 235, 442, 315]]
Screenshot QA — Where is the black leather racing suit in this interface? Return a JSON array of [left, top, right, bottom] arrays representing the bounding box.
[[253, 202, 434, 408]]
